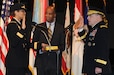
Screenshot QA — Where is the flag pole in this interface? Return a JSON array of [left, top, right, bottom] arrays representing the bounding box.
[[66, 1, 74, 75], [52, 0, 55, 7], [66, 0, 73, 75], [103, 0, 106, 6], [53, 0, 55, 4], [67, 1, 73, 75], [18, 0, 21, 3]]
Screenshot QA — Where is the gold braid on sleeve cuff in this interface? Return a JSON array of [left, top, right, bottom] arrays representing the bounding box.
[[76, 32, 87, 41], [45, 46, 58, 51], [95, 59, 107, 65]]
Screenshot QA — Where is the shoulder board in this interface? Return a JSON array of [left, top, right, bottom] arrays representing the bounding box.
[[100, 25, 108, 28], [10, 21, 21, 30], [17, 25, 21, 30]]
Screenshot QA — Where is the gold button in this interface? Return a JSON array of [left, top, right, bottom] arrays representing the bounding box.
[[93, 43, 95, 46], [24, 38, 26, 40], [88, 42, 91, 46]]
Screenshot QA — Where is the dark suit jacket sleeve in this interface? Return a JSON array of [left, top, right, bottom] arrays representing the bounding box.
[[59, 26, 65, 52], [6, 23, 26, 47], [95, 28, 109, 67]]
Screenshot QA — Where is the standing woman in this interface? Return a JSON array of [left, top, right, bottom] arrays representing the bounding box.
[[5, 3, 29, 75]]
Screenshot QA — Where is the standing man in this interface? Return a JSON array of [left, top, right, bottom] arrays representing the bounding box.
[[32, 6, 65, 75], [82, 6, 112, 75], [5, 3, 29, 75]]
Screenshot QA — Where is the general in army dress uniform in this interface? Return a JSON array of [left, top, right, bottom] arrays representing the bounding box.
[[81, 3, 112, 75], [5, 3, 29, 75], [82, 22, 112, 75]]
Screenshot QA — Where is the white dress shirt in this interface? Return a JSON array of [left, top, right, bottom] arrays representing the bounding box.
[[46, 21, 55, 35]]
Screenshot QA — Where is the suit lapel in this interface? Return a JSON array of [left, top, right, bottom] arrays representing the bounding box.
[[43, 22, 58, 42], [51, 22, 58, 41]]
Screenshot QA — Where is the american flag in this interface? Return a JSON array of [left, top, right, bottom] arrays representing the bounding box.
[[0, 0, 14, 75]]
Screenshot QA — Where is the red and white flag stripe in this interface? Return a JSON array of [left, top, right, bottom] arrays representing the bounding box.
[[0, 17, 10, 75], [0, 0, 13, 75]]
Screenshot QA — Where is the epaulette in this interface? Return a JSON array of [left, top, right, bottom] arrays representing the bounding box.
[[10, 21, 21, 30], [100, 25, 108, 28]]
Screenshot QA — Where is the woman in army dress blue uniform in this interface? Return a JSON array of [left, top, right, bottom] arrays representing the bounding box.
[[5, 3, 29, 75]]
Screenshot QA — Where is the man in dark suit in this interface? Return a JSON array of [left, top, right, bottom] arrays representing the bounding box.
[[32, 6, 65, 75], [5, 3, 29, 75]]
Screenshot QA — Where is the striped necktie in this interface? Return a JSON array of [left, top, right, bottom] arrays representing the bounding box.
[[48, 23, 52, 41]]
